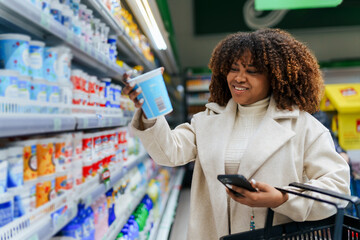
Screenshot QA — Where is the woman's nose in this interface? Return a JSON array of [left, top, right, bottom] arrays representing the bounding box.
[[235, 71, 245, 82]]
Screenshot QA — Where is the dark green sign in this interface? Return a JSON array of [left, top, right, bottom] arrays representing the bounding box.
[[255, 0, 343, 10]]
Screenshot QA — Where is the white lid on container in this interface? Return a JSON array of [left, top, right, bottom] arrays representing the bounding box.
[[32, 78, 47, 83], [18, 75, 32, 81], [0, 33, 31, 42], [0, 69, 19, 77], [79, 4, 87, 10], [127, 67, 162, 84], [30, 40, 45, 47], [71, 69, 83, 76], [101, 78, 111, 83]]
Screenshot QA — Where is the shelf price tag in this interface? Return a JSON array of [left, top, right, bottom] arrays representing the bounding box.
[[83, 118, 89, 129], [66, 31, 73, 43], [40, 13, 50, 29], [28, 234, 39, 240], [53, 118, 61, 131]]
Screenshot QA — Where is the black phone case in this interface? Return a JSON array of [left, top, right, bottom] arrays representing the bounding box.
[[217, 174, 257, 197]]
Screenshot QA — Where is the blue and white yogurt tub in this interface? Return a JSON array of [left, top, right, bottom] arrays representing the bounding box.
[[128, 67, 173, 120], [29, 40, 45, 79], [0, 34, 30, 76], [0, 69, 19, 98]]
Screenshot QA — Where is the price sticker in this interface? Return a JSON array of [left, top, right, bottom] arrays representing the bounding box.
[[66, 31, 73, 43], [83, 118, 89, 129], [54, 118, 61, 131], [27, 234, 39, 240]]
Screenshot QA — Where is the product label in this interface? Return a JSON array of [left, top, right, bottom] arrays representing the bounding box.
[[0, 161, 7, 194], [0, 39, 29, 75], [7, 155, 24, 188], [0, 201, 13, 227], [24, 145, 37, 181], [44, 49, 57, 82], [0, 75, 18, 98]]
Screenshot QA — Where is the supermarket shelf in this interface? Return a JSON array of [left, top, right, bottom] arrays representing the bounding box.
[[148, 167, 185, 240], [0, 152, 149, 240], [0, 0, 126, 80], [102, 169, 158, 240], [86, 0, 155, 71], [0, 115, 76, 138], [77, 151, 149, 205], [75, 115, 131, 130]]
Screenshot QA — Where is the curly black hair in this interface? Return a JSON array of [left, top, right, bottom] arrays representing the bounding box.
[[208, 28, 324, 113]]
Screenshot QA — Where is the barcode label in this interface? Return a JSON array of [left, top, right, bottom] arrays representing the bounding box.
[[155, 97, 166, 112]]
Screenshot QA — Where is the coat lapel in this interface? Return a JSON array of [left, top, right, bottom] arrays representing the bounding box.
[[238, 97, 298, 179], [194, 99, 237, 235]]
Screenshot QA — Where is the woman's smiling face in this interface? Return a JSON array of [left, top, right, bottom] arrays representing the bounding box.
[[227, 52, 270, 105]]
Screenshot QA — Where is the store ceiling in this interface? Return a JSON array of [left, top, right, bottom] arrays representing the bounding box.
[[165, 0, 360, 72]]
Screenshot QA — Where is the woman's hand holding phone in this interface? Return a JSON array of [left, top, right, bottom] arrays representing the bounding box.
[[226, 179, 288, 208]]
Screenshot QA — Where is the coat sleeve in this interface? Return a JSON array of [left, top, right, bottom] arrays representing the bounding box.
[[272, 130, 351, 221], [130, 109, 198, 167]]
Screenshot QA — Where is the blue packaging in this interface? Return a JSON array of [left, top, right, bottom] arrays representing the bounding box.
[[0, 69, 19, 98], [102, 78, 111, 108], [50, 2, 63, 23], [0, 193, 13, 227], [43, 48, 58, 82], [47, 82, 60, 103], [18, 75, 31, 100], [7, 146, 23, 189], [0, 34, 30, 76], [30, 78, 48, 102], [29, 41, 45, 79], [9, 186, 32, 218], [128, 68, 173, 120], [60, 218, 83, 239]]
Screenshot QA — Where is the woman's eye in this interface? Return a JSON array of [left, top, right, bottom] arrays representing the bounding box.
[[230, 67, 239, 72], [247, 69, 258, 74]]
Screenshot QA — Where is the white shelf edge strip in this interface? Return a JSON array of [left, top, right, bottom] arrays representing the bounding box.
[[153, 167, 185, 240]]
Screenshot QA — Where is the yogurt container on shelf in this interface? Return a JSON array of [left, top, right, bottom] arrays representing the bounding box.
[[0, 69, 19, 98], [50, 0, 63, 23], [47, 81, 60, 103], [37, 138, 55, 177], [17, 75, 31, 100], [0, 34, 30, 76], [29, 40, 45, 79], [13, 139, 38, 182], [8, 184, 35, 218], [30, 78, 48, 103], [0, 193, 13, 227], [56, 46, 72, 84], [7, 146, 24, 189], [36, 174, 56, 207], [43, 47, 58, 82]]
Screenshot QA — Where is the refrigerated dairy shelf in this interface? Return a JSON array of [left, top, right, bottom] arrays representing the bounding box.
[[86, 0, 155, 71], [0, 0, 126, 80], [0, 152, 149, 240], [0, 115, 76, 138], [148, 167, 185, 240], [0, 114, 131, 138]]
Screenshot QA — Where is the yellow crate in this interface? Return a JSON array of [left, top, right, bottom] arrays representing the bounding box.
[[325, 83, 360, 150], [337, 113, 360, 150], [320, 95, 336, 111], [325, 83, 360, 113]]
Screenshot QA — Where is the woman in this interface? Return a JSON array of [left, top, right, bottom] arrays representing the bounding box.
[[123, 28, 350, 239]]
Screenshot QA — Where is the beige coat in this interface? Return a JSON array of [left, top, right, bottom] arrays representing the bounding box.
[[130, 97, 350, 240]]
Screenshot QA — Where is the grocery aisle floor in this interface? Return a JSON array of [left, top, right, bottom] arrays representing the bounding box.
[[169, 188, 191, 240]]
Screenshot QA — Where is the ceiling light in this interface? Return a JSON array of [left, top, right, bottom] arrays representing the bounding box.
[[135, 0, 167, 50]]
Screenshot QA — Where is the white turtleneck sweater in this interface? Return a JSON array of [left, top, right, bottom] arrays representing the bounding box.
[[225, 97, 270, 174]]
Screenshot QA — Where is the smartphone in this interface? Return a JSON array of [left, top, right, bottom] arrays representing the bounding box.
[[217, 174, 257, 197]]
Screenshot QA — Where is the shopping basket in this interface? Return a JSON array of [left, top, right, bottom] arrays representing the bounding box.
[[220, 182, 360, 240]]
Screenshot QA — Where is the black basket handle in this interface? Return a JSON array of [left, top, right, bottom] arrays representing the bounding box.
[[264, 182, 360, 240]]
